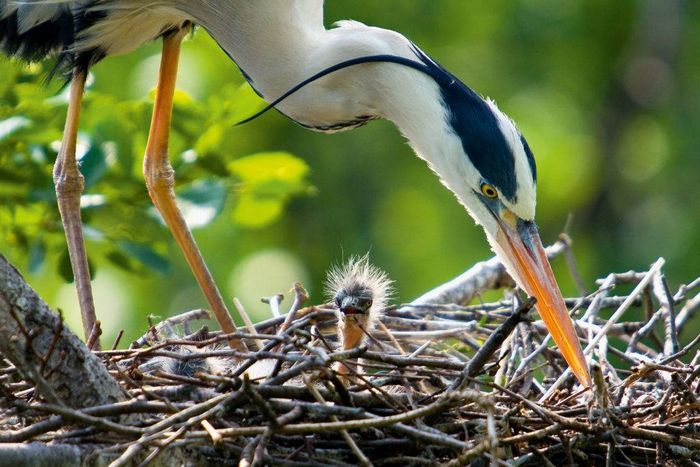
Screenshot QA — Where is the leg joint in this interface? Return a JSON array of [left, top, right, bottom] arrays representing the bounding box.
[[53, 164, 85, 199], [144, 159, 176, 193]]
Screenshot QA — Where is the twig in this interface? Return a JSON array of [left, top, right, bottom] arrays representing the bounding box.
[[304, 375, 372, 467], [559, 233, 588, 296], [108, 391, 236, 466], [451, 297, 535, 390], [17, 402, 142, 437], [277, 283, 309, 336], [233, 298, 262, 350], [253, 406, 304, 467], [405, 240, 567, 309], [137, 425, 187, 467], [657, 333, 700, 366], [39, 310, 64, 374], [675, 292, 700, 335], [131, 309, 210, 348], [111, 330, 124, 351], [186, 390, 483, 437], [652, 272, 679, 355], [86, 320, 102, 351]]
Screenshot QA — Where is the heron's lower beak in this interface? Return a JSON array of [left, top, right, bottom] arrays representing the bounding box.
[[493, 214, 591, 387]]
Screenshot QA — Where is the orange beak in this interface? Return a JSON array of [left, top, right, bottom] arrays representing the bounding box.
[[493, 214, 591, 387]]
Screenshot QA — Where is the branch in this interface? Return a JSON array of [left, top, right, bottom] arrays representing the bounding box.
[[0, 443, 81, 466], [0, 254, 125, 408], [405, 238, 568, 308]]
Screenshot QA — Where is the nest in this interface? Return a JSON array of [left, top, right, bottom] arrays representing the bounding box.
[[0, 240, 699, 466]]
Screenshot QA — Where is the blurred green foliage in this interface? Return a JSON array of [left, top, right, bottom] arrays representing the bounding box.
[[0, 58, 312, 277], [0, 1, 697, 344]]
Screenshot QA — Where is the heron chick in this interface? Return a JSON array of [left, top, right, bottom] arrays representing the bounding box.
[[326, 256, 393, 356], [137, 345, 232, 378]]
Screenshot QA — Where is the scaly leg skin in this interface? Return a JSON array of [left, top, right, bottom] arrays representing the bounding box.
[[53, 69, 99, 346], [143, 30, 247, 352]]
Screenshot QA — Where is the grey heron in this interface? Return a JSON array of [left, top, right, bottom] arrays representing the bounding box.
[[0, 0, 591, 386]]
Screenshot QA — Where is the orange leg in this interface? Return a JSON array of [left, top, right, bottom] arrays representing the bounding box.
[[53, 69, 98, 345], [143, 30, 246, 351]]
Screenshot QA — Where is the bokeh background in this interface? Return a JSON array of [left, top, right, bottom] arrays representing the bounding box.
[[0, 0, 698, 346]]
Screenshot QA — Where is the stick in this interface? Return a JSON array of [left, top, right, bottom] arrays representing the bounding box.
[[406, 240, 567, 308], [652, 273, 679, 355], [451, 297, 535, 390]]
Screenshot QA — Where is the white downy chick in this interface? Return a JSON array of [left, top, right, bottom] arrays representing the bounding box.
[[326, 255, 393, 376], [137, 345, 232, 378]]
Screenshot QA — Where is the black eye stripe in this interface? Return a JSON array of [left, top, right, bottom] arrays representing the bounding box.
[[409, 46, 523, 203], [520, 135, 537, 183]]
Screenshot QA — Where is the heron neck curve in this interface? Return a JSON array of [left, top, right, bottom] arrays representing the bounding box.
[[174, 0, 473, 205]]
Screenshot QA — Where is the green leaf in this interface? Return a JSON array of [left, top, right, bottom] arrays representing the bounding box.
[[57, 249, 96, 283], [118, 241, 170, 274], [194, 83, 267, 154], [28, 238, 46, 274], [172, 88, 199, 111], [105, 250, 135, 272], [176, 179, 227, 228], [232, 195, 284, 228], [249, 178, 309, 198], [58, 250, 73, 283], [12, 227, 29, 249], [194, 123, 224, 156], [216, 82, 267, 126], [27, 186, 57, 203], [196, 152, 229, 177], [228, 151, 312, 228], [193, 83, 268, 156], [229, 151, 309, 183], [79, 141, 108, 189]]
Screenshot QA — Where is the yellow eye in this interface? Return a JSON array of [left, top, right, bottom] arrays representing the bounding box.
[[481, 184, 498, 199]]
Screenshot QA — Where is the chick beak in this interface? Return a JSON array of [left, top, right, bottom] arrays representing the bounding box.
[[340, 296, 368, 316], [493, 212, 591, 387], [338, 296, 369, 351]]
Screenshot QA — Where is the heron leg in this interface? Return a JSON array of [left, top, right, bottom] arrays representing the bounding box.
[[143, 30, 246, 351], [53, 69, 98, 345]]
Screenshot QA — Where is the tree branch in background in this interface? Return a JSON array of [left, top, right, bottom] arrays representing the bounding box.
[[404, 236, 569, 309]]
